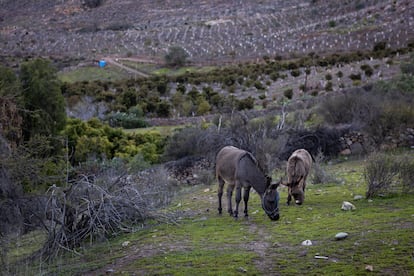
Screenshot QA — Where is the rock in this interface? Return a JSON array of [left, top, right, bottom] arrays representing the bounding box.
[[350, 142, 364, 155], [341, 201, 356, 211], [335, 232, 348, 240], [365, 265, 374, 272], [314, 255, 329, 260], [353, 195, 364, 200], [301, 239, 312, 246], [237, 267, 247, 273], [121, 241, 130, 247]]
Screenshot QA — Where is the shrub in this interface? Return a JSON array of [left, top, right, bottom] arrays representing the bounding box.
[[310, 150, 338, 184], [361, 64, 374, 77], [237, 96, 255, 110], [365, 152, 414, 198], [254, 80, 265, 90], [284, 88, 293, 99], [106, 112, 148, 129], [349, 73, 361, 81], [318, 87, 379, 126], [290, 69, 301, 77], [164, 46, 188, 67], [82, 0, 103, 8]]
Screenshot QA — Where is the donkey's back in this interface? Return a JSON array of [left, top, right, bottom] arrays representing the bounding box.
[[216, 146, 247, 182]]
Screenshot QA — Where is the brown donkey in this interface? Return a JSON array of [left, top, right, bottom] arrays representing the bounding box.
[[285, 149, 312, 205]]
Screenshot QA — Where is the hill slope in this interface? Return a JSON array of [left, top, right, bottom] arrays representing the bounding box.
[[1, 0, 412, 65]]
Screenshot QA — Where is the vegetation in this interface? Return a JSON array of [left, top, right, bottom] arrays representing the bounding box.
[[165, 46, 189, 68], [365, 152, 414, 198], [62, 118, 166, 164], [3, 154, 414, 275], [1, 45, 414, 275], [20, 58, 66, 141]]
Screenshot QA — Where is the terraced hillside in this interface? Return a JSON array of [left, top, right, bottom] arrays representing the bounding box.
[[1, 0, 413, 65]]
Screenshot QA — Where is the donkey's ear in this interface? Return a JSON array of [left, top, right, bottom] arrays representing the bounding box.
[[265, 175, 272, 186]]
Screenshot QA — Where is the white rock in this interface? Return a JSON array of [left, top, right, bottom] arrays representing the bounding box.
[[341, 201, 356, 211], [301, 239, 313, 246], [353, 195, 364, 200], [122, 241, 130, 247], [335, 232, 348, 240]]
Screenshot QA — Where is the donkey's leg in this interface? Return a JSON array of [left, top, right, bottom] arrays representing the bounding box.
[[287, 187, 292, 205], [226, 184, 234, 216], [302, 179, 307, 201], [217, 177, 225, 215], [243, 186, 251, 217], [234, 184, 242, 218]]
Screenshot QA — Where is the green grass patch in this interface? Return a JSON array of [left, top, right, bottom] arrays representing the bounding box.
[[123, 124, 186, 136], [58, 65, 129, 83], [127, 249, 260, 275]]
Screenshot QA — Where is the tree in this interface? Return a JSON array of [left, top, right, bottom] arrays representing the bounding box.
[[0, 65, 20, 98], [0, 65, 23, 146], [19, 58, 66, 140], [164, 46, 188, 67]]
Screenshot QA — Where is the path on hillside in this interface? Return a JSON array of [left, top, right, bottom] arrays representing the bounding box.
[[104, 57, 151, 78]]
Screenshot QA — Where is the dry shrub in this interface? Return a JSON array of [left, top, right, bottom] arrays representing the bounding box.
[[318, 87, 380, 127], [41, 164, 176, 260], [365, 152, 414, 198], [310, 150, 338, 184]]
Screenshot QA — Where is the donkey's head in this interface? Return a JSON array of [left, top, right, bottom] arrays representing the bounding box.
[[286, 181, 305, 205], [262, 177, 280, 221]]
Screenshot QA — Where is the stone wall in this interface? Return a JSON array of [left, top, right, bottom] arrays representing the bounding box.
[[340, 128, 414, 156]]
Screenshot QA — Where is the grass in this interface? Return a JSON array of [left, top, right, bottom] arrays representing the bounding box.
[[123, 124, 186, 136], [58, 65, 130, 83], [152, 65, 217, 77], [4, 156, 414, 275]]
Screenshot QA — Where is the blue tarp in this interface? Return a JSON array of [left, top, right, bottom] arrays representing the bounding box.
[[98, 60, 107, 68]]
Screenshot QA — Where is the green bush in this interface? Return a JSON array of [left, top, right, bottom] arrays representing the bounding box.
[[237, 96, 255, 110], [164, 46, 188, 67], [62, 118, 165, 164], [361, 64, 374, 77], [284, 88, 293, 99]]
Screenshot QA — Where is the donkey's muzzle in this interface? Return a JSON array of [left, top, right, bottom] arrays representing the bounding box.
[[268, 213, 280, 221]]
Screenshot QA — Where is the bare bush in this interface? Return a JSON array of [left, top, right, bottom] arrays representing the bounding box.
[[318, 87, 380, 127], [365, 152, 414, 198], [40, 163, 176, 260], [310, 150, 338, 184], [280, 126, 346, 161]]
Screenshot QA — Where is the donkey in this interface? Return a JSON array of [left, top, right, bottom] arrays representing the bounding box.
[[216, 146, 280, 221], [285, 149, 312, 205]]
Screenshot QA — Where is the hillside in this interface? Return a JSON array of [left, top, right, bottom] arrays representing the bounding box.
[[1, 0, 413, 66]]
